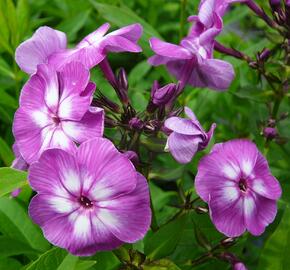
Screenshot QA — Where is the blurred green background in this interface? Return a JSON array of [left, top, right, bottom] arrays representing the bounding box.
[[0, 0, 289, 269]]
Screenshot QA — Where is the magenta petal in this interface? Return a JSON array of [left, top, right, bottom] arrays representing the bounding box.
[[77, 23, 111, 49], [167, 133, 201, 164], [62, 107, 104, 143], [209, 190, 245, 237], [37, 64, 60, 111], [15, 26, 67, 74], [97, 173, 151, 243], [198, 0, 215, 28], [149, 38, 192, 59], [198, 59, 235, 91], [58, 61, 90, 97], [148, 55, 171, 66], [165, 117, 201, 135], [250, 175, 281, 200], [109, 23, 143, 42], [29, 149, 80, 197], [244, 193, 277, 236], [101, 35, 142, 53], [77, 138, 137, 200]]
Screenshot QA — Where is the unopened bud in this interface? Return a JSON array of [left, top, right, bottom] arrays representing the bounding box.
[[129, 117, 144, 130], [116, 68, 129, 105], [152, 83, 177, 106], [258, 48, 271, 61], [233, 262, 247, 270], [263, 127, 278, 139]]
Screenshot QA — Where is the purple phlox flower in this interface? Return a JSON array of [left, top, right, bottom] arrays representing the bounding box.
[[16, 23, 143, 74], [28, 138, 151, 256], [10, 143, 29, 197], [13, 61, 104, 164], [195, 139, 282, 237], [164, 107, 216, 164], [123, 150, 139, 167], [233, 262, 248, 270], [148, 15, 234, 90]]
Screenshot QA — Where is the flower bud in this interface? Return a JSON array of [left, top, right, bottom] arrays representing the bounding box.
[[93, 92, 121, 113], [152, 83, 177, 106], [116, 68, 129, 104], [195, 206, 209, 214], [233, 262, 247, 270], [129, 117, 144, 130], [263, 127, 277, 139], [258, 48, 271, 61]]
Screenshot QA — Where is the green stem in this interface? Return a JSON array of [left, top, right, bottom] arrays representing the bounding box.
[[179, 0, 187, 41]]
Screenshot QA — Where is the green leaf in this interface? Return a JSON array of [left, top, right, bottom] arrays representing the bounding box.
[[90, 1, 162, 56], [0, 236, 37, 257], [258, 206, 290, 270], [0, 139, 14, 166], [25, 248, 78, 270], [16, 0, 29, 40], [6, 0, 19, 49], [0, 167, 28, 197], [0, 58, 15, 79], [143, 259, 181, 270], [57, 254, 79, 270], [144, 215, 188, 259], [0, 197, 49, 252], [128, 60, 151, 86], [57, 10, 91, 41], [0, 257, 22, 270], [73, 260, 97, 270], [0, 1, 12, 54]]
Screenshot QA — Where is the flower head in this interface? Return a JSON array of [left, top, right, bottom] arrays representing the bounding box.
[[195, 139, 281, 237], [13, 62, 104, 164], [164, 107, 216, 163], [16, 23, 143, 74], [148, 23, 234, 91], [28, 138, 151, 256]]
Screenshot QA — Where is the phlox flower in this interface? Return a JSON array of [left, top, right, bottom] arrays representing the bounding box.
[[16, 23, 143, 74], [148, 0, 238, 91], [195, 139, 281, 237], [164, 107, 215, 164], [13, 61, 104, 164], [28, 138, 151, 256]]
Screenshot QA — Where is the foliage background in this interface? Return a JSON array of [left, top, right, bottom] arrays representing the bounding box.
[[0, 0, 289, 269]]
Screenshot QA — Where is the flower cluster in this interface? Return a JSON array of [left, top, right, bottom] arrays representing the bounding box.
[[11, 0, 282, 267]]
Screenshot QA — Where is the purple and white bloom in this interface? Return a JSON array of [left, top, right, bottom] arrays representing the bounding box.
[[195, 139, 282, 237], [164, 107, 216, 164], [13, 62, 104, 164], [28, 138, 151, 256], [16, 24, 143, 74]]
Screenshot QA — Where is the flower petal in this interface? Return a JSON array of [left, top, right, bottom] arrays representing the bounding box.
[[62, 107, 104, 143], [164, 117, 201, 135], [15, 26, 66, 74], [76, 138, 137, 200], [149, 38, 192, 59], [167, 132, 201, 164], [29, 148, 80, 197], [209, 189, 245, 237], [97, 173, 151, 243], [244, 193, 277, 236], [197, 59, 235, 91]]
